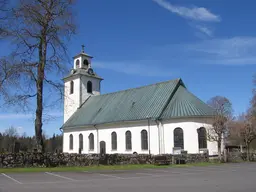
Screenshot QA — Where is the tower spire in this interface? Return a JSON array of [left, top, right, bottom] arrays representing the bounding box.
[[81, 44, 85, 53]]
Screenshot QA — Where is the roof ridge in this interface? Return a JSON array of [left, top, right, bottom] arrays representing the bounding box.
[[97, 78, 182, 97], [156, 79, 182, 120]]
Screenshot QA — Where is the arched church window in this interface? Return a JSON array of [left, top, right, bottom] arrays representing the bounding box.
[[69, 134, 73, 150], [89, 133, 94, 150], [125, 131, 132, 150], [79, 134, 83, 150], [198, 127, 207, 149], [174, 128, 184, 149], [87, 81, 92, 93], [76, 59, 80, 69], [70, 81, 74, 94], [111, 132, 117, 150], [141, 130, 148, 150]]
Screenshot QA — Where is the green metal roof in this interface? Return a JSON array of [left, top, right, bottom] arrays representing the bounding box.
[[61, 78, 215, 129], [159, 85, 216, 120]]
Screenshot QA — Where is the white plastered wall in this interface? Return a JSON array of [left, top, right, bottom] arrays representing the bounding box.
[[162, 118, 218, 155], [63, 120, 160, 155], [63, 75, 101, 124], [63, 77, 80, 123], [62, 118, 218, 156], [80, 75, 101, 103]]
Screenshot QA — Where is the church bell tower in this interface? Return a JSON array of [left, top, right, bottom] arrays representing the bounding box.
[[63, 45, 103, 123]]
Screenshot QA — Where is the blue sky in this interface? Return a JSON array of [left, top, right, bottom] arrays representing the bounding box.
[[1, 0, 256, 137]]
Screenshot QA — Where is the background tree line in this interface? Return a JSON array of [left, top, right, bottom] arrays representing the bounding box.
[[206, 75, 256, 161], [0, 126, 62, 153]]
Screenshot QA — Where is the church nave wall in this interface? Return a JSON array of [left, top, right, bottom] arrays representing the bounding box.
[[162, 118, 218, 156], [62, 121, 160, 155]]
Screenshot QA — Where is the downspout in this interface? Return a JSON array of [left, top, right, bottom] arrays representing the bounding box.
[[155, 79, 181, 154], [155, 120, 161, 155], [147, 118, 151, 155], [94, 124, 99, 154], [157, 120, 165, 154], [162, 121, 165, 154]]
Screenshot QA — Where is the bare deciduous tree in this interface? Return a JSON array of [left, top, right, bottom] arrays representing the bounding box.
[[251, 74, 256, 117], [1, 0, 76, 152], [1, 126, 19, 152], [0, 0, 7, 13], [0, 0, 6, 19], [0, 57, 21, 106], [0, 0, 10, 37], [230, 112, 256, 161], [0, 1, 18, 102], [4, 126, 19, 138], [207, 96, 233, 161]]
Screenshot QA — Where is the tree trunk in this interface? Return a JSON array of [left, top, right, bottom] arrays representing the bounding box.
[[35, 67, 44, 152], [35, 76, 44, 152], [34, 34, 47, 153], [246, 143, 250, 162], [218, 135, 222, 162], [240, 144, 243, 152], [218, 140, 222, 162], [223, 149, 227, 163]]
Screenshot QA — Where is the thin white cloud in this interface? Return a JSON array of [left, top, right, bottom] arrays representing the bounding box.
[[185, 36, 256, 64], [94, 61, 175, 77], [0, 112, 63, 119], [0, 114, 24, 119], [152, 0, 220, 22], [156, 36, 256, 65], [194, 25, 213, 37], [93, 37, 256, 77]]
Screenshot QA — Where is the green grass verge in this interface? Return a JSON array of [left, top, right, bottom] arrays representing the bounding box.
[[0, 162, 222, 173]]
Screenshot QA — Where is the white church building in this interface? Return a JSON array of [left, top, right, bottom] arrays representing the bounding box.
[[60, 48, 219, 156]]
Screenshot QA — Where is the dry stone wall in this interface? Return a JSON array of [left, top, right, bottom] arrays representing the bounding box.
[[227, 152, 256, 162], [0, 152, 209, 168]]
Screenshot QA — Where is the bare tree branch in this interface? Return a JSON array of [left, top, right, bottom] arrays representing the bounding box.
[[207, 96, 233, 161], [251, 74, 256, 118], [0, 57, 22, 106], [1, 0, 76, 152], [230, 112, 256, 161]]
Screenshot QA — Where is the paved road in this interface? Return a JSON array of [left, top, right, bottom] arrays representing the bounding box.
[[1, 162, 256, 192]]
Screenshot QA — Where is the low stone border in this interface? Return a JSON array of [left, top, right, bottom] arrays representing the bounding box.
[[0, 152, 209, 168]]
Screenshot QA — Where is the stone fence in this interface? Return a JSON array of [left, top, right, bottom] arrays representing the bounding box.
[[226, 152, 256, 162], [0, 152, 209, 168]]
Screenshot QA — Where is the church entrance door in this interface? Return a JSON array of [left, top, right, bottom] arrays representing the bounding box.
[[100, 141, 106, 155]]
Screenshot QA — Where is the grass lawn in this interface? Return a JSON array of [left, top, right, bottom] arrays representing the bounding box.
[[0, 162, 222, 173]]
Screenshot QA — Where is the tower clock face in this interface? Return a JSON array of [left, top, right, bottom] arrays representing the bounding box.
[[88, 68, 94, 75]]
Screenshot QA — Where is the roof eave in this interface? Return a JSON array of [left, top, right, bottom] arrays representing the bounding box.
[[159, 115, 215, 121], [62, 73, 104, 81], [61, 117, 157, 130], [73, 52, 93, 59]]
